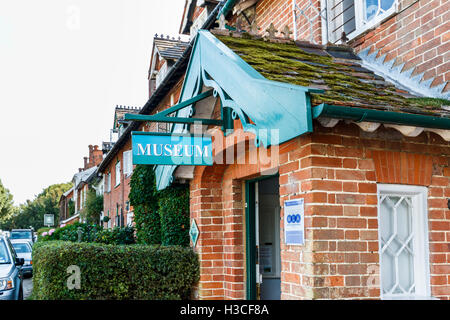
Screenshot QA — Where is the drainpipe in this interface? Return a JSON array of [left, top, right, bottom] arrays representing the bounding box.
[[217, 0, 239, 18], [292, 0, 297, 41]]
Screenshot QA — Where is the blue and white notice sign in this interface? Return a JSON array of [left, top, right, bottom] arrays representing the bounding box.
[[284, 199, 305, 245]]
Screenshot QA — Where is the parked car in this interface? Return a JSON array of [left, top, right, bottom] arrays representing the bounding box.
[[0, 235, 24, 300], [9, 229, 34, 244], [10, 240, 32, 278]]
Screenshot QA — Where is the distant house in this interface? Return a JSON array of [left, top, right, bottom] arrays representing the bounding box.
[[59, 145, 104, 226], [58, 186, 74, 226], [98, 106, 142, 229]]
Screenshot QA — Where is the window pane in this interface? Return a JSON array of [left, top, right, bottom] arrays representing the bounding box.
[[381, 0, 395, 11], [379, 195, 415, 295], [381, 251, 394, 293], [115, 162, 120, 185], [12, 243, 31, 253], [365, 0, 379, 21], [0, 240, 11, 264], [398, 249, 415, 293]]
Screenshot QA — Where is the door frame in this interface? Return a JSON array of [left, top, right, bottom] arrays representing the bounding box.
[[245, 174, 279, 300]]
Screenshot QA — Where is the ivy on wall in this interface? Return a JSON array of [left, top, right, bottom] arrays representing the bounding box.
[[158, 186, 190, 247], [129, 165, 190, 246]]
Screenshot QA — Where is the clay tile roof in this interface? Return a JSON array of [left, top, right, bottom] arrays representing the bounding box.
[[154, 37, 190, 61], [214, 32, 450, 118]]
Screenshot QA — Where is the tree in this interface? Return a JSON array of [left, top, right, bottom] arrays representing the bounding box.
[[0, 179, 15, 228], [82, 189, 103, 224], [2, 182, 72, 230]]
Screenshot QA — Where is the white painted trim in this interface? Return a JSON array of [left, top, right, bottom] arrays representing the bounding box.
[[377, 184, 432, 299], [320, 0, 328, 44], [328, 0, 399, 43], [60, 213, 80, 225], [315, 118, 450, 142], [347, 0, 398, 41], [115, 161, 121, 187]]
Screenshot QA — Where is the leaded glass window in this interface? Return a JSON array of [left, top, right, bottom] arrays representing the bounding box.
[[378, 185, 431, 299]]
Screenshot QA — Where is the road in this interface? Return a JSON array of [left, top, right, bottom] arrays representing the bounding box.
[[23, 277, 33, 300]]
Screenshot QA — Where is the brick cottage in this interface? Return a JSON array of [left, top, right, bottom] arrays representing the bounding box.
[[97, 0, 449, 300]]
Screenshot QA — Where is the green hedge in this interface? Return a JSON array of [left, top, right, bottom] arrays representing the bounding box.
[[32, 241, 199, 300]]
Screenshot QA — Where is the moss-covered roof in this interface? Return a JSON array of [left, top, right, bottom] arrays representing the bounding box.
[[215, 32, 450, 118]]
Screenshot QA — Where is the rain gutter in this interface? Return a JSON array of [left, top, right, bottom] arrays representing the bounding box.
[[217, 0, 239, 18], [312, 104, 450, 130]]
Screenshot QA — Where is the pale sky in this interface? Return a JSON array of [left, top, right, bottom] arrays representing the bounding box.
[[0, 0, 188, 205]]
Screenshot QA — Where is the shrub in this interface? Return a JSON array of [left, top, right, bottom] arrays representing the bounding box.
[[95, 226, 135, 245], [37, 227, 51, 236], [38, 222, 135, 245], [32, 241, 199, 300], [82, 190, 103, 224], [39, 222, 101, 243]]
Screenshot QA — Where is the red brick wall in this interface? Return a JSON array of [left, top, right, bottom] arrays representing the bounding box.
[[350, 0, 449, 91], [279, 121, 450, 299], [102, 139, 133, 228], [192, 6, 205, 21], [191, 120, 450, 300], [255, 0, 323, 43]]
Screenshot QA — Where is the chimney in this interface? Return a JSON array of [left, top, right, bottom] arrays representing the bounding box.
[[88, 145, 94, 168], [79, 168, 83, 172], [84, 157, 88, 169], [92, 145, 103, 167]]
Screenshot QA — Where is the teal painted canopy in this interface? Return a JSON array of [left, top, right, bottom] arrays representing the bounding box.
[[155, 30, 320, 190]]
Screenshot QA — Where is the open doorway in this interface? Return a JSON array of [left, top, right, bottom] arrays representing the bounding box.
[[245, 175, 281, 300]]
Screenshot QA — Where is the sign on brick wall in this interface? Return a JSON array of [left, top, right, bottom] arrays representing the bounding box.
[[284, 199, 305, 245], [131, 132, 213, 166]]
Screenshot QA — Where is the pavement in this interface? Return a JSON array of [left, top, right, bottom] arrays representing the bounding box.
[[23, 277, 33, 300]]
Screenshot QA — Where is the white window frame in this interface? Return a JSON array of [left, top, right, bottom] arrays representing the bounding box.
[[189, 8, 208, 39], [377, 184, 431, 300], [353, 0, 398, 39], [155, 61, 168, 88], [79, 189, 83, 210], [123, 150, 133, 177], [327, 0, 399, 43], [115, 161, 121, 187], [106, 172, 111, 193]]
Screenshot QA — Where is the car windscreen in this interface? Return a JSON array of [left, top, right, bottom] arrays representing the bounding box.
[[10, 231, 32, 239], [0, 240, 11, 264], [12, 242, 31, 254]]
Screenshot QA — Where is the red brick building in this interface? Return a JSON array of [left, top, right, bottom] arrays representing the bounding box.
[[59, 145, 103, 226], [97, 0, 449, 300]]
